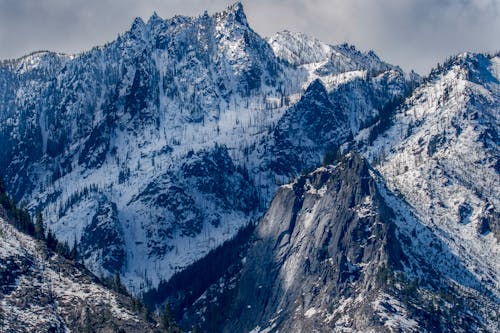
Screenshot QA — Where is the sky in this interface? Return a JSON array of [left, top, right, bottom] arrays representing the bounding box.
[[0, 0, 498, 74]]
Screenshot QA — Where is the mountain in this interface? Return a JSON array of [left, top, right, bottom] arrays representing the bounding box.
[[185, 154, 498, 332], [0, 2, 412, 291], [360, 52, 500, 291], [185, 52, 500, 332], [1, 2, 498, 331], [0, 205, 156, 332]]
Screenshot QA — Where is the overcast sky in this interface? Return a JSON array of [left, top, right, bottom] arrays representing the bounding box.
[[0, 0, 498, 74]]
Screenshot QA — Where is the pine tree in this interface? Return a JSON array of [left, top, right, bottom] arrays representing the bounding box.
[[143, 305, 151, 322], [56, 241, 70, 257], [35, 210, 45, 240], [46, 229, 57, 250], [0, 178, 8, 207], [9, 197, 16, 213], [83, 306, 93, 333], [0, 194, 8, 211], [161, 302, 175, 330], [0, 302, 4, 332], [114, 271, 125, 294], [70, 238, 78, 260]]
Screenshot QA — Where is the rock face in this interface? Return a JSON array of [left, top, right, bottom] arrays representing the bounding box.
[[79, 198, 125, 274], [189, 154, 498, 332], [269, 79, 348, 176], [0, 208, 155, 333], [221, 154, 404, 332], [0, 2, 411, 290], [0, 2, 498, 332]]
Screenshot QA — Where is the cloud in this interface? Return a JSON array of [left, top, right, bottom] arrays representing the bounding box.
[[0, 0, 498, 74], [245, 0, 499, 73]]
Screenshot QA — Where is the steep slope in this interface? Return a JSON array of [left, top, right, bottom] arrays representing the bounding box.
[[0, 3, 413, 291], [362, 52, 500, 296], [0, 208, 155, 333], [269, 30, 410, 132], [269, 30, 392, 73], [267, 79, 348, 176], [188, 154, 498, 332], [0, 3, 290, 290]]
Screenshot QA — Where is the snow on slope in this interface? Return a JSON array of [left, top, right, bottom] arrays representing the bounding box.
[[0, 211, 154, 332], [364, 52, 500, 295], [269, 30, 398, 91], [0, 3, 298, 292], [187, 154, 499, 332], [0, 3, 412, 293]]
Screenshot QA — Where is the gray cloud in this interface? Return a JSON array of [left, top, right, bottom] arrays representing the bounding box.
[[0, 0, 498, 74]]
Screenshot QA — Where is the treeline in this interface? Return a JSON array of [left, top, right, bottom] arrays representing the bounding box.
[[0, 178, 77, 260], [367, 93, 411, 145], [98, 271, 188, 332], [58, 183, 100, 218], [0, 179, 193, 331], [143, 221, 255, 317]]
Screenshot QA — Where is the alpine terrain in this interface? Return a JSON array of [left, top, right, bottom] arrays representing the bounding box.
[[0, 183, 160, 332], [0, 2, 498, 332]]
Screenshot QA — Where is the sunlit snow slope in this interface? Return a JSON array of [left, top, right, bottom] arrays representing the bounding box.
[[0, 209, 154, 333], [0, 3, 412, 292]]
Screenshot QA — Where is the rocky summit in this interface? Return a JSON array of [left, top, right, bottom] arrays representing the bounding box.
[[187, 154, 497, 332], [0, 2, 498, 332]]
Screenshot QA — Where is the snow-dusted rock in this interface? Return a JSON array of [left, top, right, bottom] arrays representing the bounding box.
[[0, 208, 154, 333], [0, 3, 414, 292], [187, 154, 498, 332], [363, 52, 500, 295]]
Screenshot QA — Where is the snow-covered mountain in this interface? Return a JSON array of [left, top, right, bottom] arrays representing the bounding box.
[[361, 52, 500, 295], [179, 39, 499, 333], [0, 2, 412, 292], [188, 154, 498, 332], [0, 207, 155, 333], [1, 2, 499, 331]]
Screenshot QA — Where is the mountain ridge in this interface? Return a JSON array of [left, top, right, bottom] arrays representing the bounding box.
[[184, 153, 498, 332], [0, 7, 498, 333], [0, 2, 413, 292]]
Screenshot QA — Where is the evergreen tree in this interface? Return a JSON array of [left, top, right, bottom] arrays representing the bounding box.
[[46, 229, 57, 250], [161, 302, 175, 330], [0, 302, 4, 332], [133, 298, 143, 313], [114, 271, 126, 294], [35, 210, 45, 240], [0, 178, 8, 208], [56, 241, 70, 257], [70, 238, 78, 260], [143, 305, 151, 322], [83, 306, 93, 333], [9, 197, 16, 213]]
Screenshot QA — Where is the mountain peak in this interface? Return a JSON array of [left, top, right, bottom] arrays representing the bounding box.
[[303, 78, 329, 99], [218, 2, 248, 26], [131, 16, 145, 29], [269, 30, 331, 65], [147, 11, 162, 26], [226, 1, 244, 14], [428, 51, 498, 85], [127, 16, 149, 41]]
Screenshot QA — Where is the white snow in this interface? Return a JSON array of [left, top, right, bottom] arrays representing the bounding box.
[[304, 307, 319, 318], [0, 215, 143, 330], [373, 294, 419, 331], [364, 54, 500, 297]]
